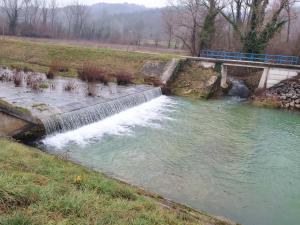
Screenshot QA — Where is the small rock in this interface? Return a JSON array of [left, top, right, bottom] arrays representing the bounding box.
[[280, 95, 287, 100], [290, 101, 295, 108], [206, 76, 218, 87]]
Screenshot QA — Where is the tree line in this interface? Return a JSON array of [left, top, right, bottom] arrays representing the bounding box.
[[163, 0, 300, 56], [1, 0, 300, 56], [0, 0, 163, 45]]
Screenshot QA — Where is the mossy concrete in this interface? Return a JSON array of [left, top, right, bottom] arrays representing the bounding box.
[[168, 60, 220, 99]]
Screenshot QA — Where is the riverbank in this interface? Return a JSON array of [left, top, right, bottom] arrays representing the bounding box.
[[168, 60, 220, 98], [0, 138, 236, 225], [0, 38, 174, 83], [251, 75, 300, 110]]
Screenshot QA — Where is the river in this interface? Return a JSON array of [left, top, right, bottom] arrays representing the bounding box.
[[42, 96, 300, 225]]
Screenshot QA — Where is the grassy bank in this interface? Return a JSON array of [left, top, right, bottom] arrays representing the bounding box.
[[0, 138, 233, 225], [0, 38, 174, 81]]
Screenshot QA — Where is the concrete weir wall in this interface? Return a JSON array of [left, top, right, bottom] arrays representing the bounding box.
[[0, 77, 161, 141], [0, 103, 44, 141], [0, 112, 32, 137]]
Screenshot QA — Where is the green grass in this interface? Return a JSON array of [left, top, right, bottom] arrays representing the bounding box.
[[0, 38, 175, 81], [0, 138, 229, 225]]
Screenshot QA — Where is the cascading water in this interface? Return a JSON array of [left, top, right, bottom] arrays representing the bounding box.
[[41, 87, 162, 134], [228, 78, 250, 98]]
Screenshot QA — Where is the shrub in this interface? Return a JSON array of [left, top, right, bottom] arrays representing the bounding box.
[[50, 60, 69, 73], [86, 83, 98, 97], [46, 70, 55, 79], [26, 73, 44, 92], [64, 80, 78, 92], [39, 83, 49, 89], [114, 71, 133, 85], [78, 63, 110, 84], [0, 71, 12, 82], [13, 71, 23, 87], [144, 76, 162, 87], [49, 81, 57, 90]]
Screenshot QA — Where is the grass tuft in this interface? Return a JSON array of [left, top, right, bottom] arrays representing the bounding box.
[[64, 80, 78, 92], [0, 213, 32, 225], [78, 63, 110, 84], [12, 71, 23, 87], [86, 83, 99, 97], [114, 71, 134, 85]]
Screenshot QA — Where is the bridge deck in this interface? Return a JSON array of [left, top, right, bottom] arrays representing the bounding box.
[[199, 50, 299, 65], [186, 57, 300, 70]]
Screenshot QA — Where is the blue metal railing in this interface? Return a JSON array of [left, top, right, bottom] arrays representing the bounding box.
[[200, 50, 299, 65]]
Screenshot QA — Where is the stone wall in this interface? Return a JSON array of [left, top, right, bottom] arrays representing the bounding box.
[[252, 75, 300, 110]]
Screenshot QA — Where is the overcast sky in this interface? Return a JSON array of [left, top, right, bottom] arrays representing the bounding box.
[[58, 0, 167, 8]]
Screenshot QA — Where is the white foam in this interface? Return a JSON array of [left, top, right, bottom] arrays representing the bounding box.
[[42, 96, 176, 149]]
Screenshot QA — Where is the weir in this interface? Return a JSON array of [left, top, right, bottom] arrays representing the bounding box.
[[41, 88, 162, 134], [0, 73, 163, 139]]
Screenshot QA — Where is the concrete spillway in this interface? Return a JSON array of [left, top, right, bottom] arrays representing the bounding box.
[[41, 88, 162, 134], [0, 72, 162, 140]]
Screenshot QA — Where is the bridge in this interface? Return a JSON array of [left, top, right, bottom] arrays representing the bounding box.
[[186, 51, 300, 89]]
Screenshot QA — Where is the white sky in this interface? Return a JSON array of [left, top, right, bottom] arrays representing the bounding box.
[[57, 0, 167, 8]]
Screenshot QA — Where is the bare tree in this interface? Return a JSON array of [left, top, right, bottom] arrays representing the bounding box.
[[167, 0, 221, 55], [220, 0, 294, 53], [28, 0, 40, 26], [285, 0, 299, 42], [40, 0, 48, 26], [162, 7, 175, 48], [71, 2, 88, 38], [23, 0, 31, 24], [170, 0, 203, 55], [64, 6, 73, 36], [1, 0, 24, 35], [49, 0, 57, 32]]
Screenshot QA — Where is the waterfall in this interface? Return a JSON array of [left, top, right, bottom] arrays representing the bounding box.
[[41, 87, 162, 134], [228, 78, 250, 98]]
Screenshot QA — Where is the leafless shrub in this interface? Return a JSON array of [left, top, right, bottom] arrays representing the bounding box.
[[49, 81, 57, 91], [114, 71, 133, 85], [46, 70, 55, 79], [0, 71, 12, 82], [26, 73, 44, 92], [64, 80, 78, 92], [13, 71, 23, 87], [50, 60, 69, 73], [30, 80, 41, 92], [78, 63, 110, 84], [86, 83, 99, 97]]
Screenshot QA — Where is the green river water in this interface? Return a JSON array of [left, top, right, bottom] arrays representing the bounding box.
[[43, 96, 300, 225]]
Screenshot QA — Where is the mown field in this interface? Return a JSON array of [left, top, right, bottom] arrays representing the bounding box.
[[0, 38, 175, 81], [0, 138, 232, 225]]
